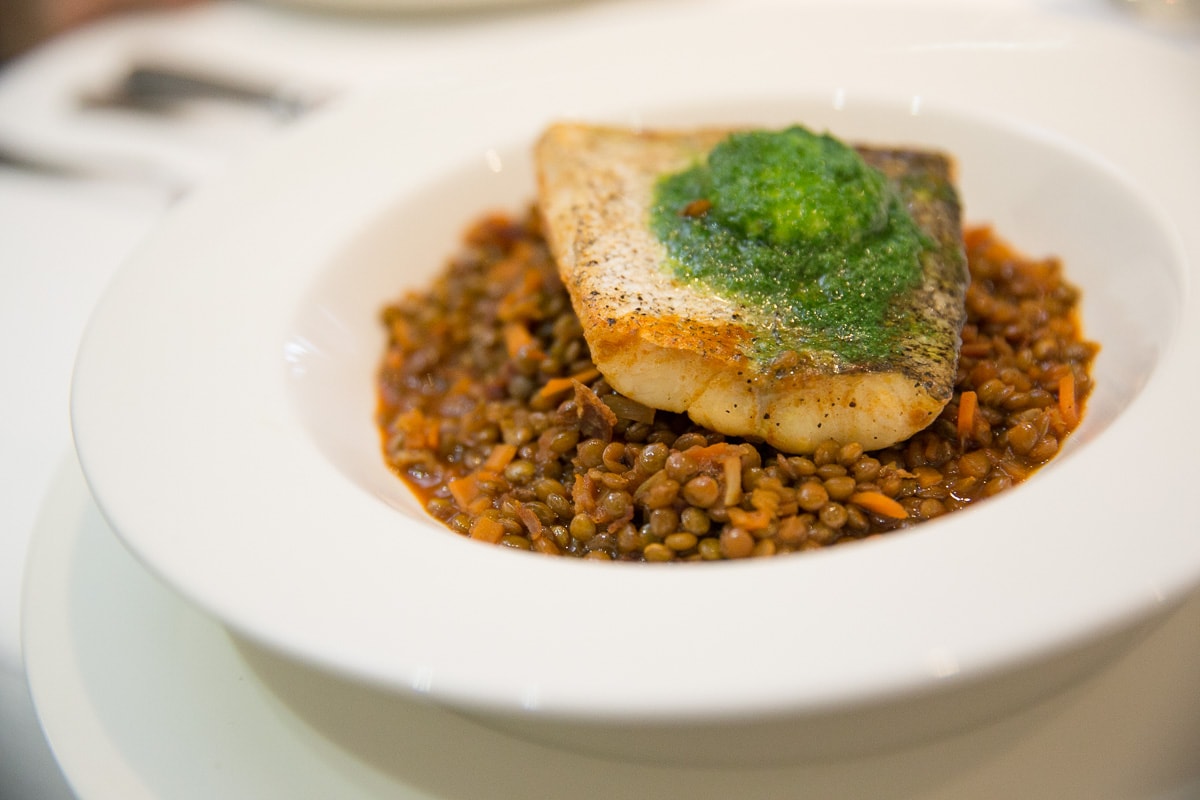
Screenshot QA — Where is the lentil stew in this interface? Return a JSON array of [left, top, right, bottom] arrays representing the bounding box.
[[376, 209, 1097, 561]]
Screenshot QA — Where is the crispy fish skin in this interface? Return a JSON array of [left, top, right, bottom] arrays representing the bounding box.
[[534, 123, 968, 453]]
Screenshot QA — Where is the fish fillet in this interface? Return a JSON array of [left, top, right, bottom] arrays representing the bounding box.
[[534, 123, 968, 453]]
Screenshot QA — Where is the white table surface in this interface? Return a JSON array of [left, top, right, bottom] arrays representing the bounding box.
[[1, 0, 1197, 797]]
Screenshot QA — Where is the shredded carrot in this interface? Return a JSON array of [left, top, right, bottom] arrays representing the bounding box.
[[487, 254, 523, 283], [683, 442, 743, 464], [466, 495, 494, 515], [448, 475, 480, 510], [519, 265, 543, 295], [534, 377, 577, 401], [534, 368, 602, 402], [388, 319, 416, 349], [482, 443, 518, 473], [963, 225, 992, 250], [957, 390, 978, 442], [394, 409, 430, 449], [850, 491, 908, 520], [749, 487, 781, 515], [504, 322, 537, 359], [1058, 373, 1078, 428], [383, 350, 404, 371], [727, 506, 772, 531], [469, 516, 506, 544], [569, 366, 602, 384], [496, 269, 545, 321]]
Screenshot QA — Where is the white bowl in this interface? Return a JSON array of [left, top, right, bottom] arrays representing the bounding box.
[[70, 3, 1200, 764]]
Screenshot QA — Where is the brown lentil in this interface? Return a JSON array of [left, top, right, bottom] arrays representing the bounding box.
[[665, 532, 699, 552], [682, 474, 722, 508], [376, 211, 1097, 562]]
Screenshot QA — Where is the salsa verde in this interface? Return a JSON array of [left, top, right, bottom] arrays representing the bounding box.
[[650, 126, 931, 363]]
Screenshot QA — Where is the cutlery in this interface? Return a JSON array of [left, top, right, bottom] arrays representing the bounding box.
[[79, 61, 332, 120]]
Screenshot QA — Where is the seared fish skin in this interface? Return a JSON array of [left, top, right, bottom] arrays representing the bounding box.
[[534, 123, 968, 453]]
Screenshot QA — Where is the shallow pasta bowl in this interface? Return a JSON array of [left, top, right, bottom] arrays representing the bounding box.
[[70, 3, 1200, 764]]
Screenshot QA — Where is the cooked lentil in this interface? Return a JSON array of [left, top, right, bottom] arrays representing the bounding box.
[[376, 209, 1097, 561]]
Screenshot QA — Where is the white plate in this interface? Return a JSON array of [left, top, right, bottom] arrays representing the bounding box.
[[69, 0, 1200, 760], [20, 454, 1200, 798]]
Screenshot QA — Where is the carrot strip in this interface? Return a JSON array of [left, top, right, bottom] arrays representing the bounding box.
[[388, 319, 415, 349], [749, 487, 781, 515], [383, 350, 404, 371], [963, 225, 992, 250], [448, 475, 480, 510], [504, 323, 537, 358], [482, 443, 518, 473], [424, 419, 440, 450], [1059, 373, 1079, 428], [520, 265, 543, 295], [466, 496, 494, 515], [487, 253, 523, 282], [957, 390, 978, 442], [394, 409, 429, 448], [448, 375, 474, 396], [850, 491, 909, 520], [534, 369, 603, 403], [727, 506, 772, 531], [469, 516, 505, 544], [534, 377, 577, 401], [569, 366, 602, 385], [682, 442, 743, 465]]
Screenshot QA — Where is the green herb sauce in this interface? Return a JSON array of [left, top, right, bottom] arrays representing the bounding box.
[[650, 126, 930, 363]]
